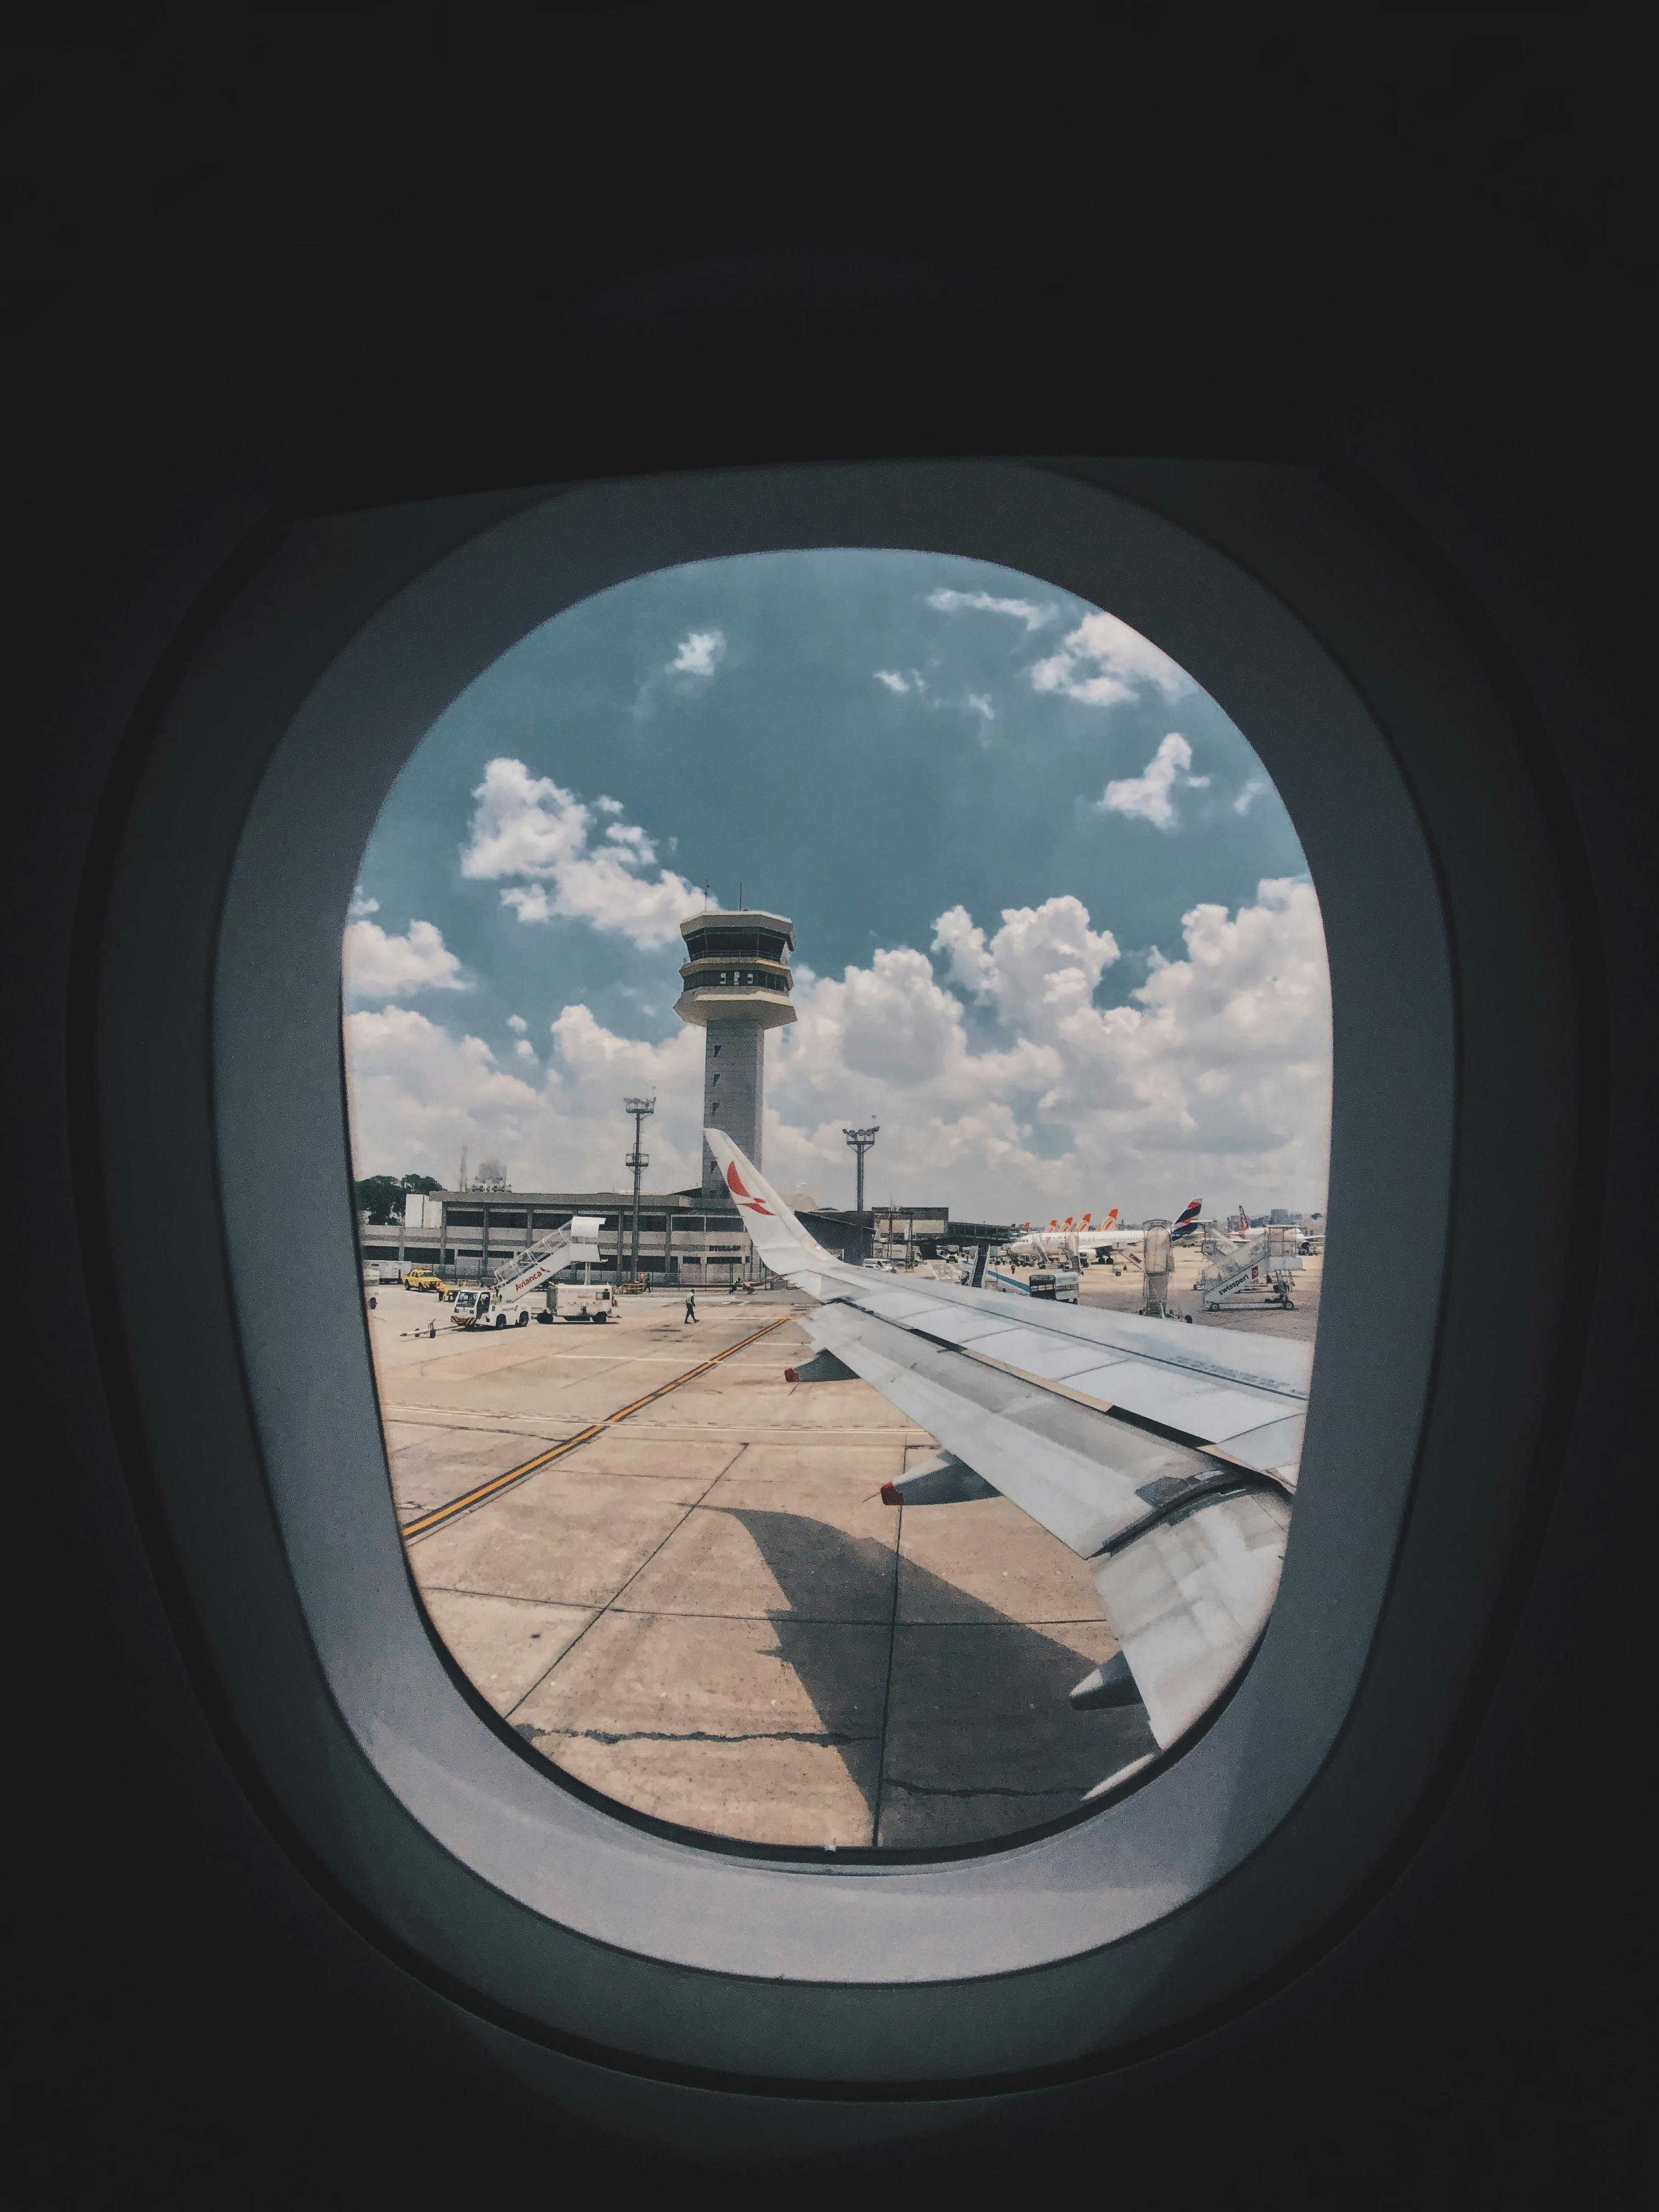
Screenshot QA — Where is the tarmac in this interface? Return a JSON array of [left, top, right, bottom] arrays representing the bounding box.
[[369, 1239, 1321, 1851]]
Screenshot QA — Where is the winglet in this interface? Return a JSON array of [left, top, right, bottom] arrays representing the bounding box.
[[703, 1131, 835, 1279]]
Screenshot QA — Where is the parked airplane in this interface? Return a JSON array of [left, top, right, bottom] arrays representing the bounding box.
[[1074, 1198, 1204, 1258], [1007, 1211, 1099, 1261], [1011, 1203, 1203, 1265], [712, 1134, 1304, 1773]]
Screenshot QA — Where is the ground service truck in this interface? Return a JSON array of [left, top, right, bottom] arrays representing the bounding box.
[[448, 1214, 603, 1329], [538, 1284, 617, 1324]]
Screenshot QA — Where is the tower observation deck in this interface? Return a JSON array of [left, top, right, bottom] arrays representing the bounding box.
[[673, 907, 795, 1203]]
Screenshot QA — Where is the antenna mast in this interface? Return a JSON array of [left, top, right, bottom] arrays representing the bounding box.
[[623, 1096, 656, 1285], [843, 1123, 879, 1265]]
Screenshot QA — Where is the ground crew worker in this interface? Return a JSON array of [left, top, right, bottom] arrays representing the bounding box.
[[684, 1289, 698, 1324]]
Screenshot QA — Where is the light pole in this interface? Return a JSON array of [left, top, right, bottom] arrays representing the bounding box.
[[843, 1123, 879, 1265], [623, 1097, 655, 1285]]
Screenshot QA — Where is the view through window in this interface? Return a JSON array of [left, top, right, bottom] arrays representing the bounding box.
[[344, 549, 1332, 1851]]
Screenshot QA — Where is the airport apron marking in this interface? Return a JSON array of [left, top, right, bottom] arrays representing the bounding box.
[[399, 1314, 793, 1541]]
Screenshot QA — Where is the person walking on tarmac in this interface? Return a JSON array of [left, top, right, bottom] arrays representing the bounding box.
[[684, 1289, 698, 1325]]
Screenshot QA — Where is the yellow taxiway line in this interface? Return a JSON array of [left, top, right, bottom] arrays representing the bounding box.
[[399, 1313, 793, 1541]]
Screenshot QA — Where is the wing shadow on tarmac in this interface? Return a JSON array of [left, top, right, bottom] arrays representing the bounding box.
[[718, 1506, 1159, 1850]]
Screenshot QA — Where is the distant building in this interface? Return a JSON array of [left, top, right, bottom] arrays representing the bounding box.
[[360, 1187, 763, 1285], [871, 1204, 947, 1266], [359, 1188, 1011, 1284]]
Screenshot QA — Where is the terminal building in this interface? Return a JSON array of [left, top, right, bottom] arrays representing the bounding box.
[[359, 1188, 1016, 1286], [360, 1187, 769, 1287]]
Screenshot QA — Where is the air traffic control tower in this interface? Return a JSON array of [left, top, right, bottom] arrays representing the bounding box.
[[673, 906, 796, 1201]]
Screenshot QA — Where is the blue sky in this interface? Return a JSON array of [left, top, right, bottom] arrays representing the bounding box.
[[344, 550, 1331, 1220]]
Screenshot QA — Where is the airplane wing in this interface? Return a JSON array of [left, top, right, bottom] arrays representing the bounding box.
[[708, 1133, 1308, 1773]]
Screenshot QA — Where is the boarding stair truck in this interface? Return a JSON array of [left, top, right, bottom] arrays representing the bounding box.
[[450, 1214, 604, 1329], [1199, 1222, 1305, 1312]]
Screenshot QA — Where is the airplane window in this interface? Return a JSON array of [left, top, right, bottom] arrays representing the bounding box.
[[110, 453, 1535, 2085], [342, 547, 1330, 1852]]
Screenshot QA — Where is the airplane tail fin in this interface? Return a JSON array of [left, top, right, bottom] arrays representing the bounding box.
[[701, 1132, 837, 1279], [1171, 1198, 1203, 1240]]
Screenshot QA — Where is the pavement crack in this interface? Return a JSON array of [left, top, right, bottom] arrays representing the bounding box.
[[883, 1776, 1078, 1801], [518, 1723, 871, 1749]]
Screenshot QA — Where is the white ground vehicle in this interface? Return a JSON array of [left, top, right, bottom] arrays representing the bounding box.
[[982, 1265, 1080, 1302], [538, 1283, 617, 1324], [448, 1284, 532, 1330]]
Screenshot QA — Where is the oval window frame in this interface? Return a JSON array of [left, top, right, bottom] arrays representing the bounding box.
[[92, 459, 1577, 2090]]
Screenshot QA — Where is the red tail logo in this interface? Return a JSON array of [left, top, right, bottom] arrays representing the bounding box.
[[725, 1161, 774, 1216]]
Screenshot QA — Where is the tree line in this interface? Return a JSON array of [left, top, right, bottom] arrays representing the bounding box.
[[355, 1172, 442, 1224]]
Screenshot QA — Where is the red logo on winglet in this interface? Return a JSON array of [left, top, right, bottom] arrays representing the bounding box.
[[725, 1161, 774, 1215]]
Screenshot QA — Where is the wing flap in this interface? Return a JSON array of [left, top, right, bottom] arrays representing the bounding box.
[[810, 1303, 1216, 1558], [945, 1328, 1125, 1381], [1093, 1491, 1290, 1746]]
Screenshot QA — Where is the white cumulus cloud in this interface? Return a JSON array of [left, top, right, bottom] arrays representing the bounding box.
[[874, 668, 926, 693], [926, 588, 1057, 631], [346, 881, 1329, 1223], [343, 916, 467, 1000], [668, 629, 725, 676], [1097, 732, 1211, 830], [342, 1007, 545, 1179], [460, 759, 704, 950], [342, 1002, 708, 1191], [933, 897, 1120, 1030], [1028, 610, 1194, 710], [506, 1014, 528, 1033], [753, 877, 1327, 1218]]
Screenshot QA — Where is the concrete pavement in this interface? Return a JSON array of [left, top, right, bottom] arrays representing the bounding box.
[[368, 1267, 1314, 1849]]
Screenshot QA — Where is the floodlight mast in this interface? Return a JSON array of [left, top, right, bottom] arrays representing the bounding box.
[[843, 1124, 879, 1264], [624, 1097, 655, 1283]]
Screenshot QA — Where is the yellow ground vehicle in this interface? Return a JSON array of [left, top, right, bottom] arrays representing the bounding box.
[[403, 1267, 454, 1299]]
